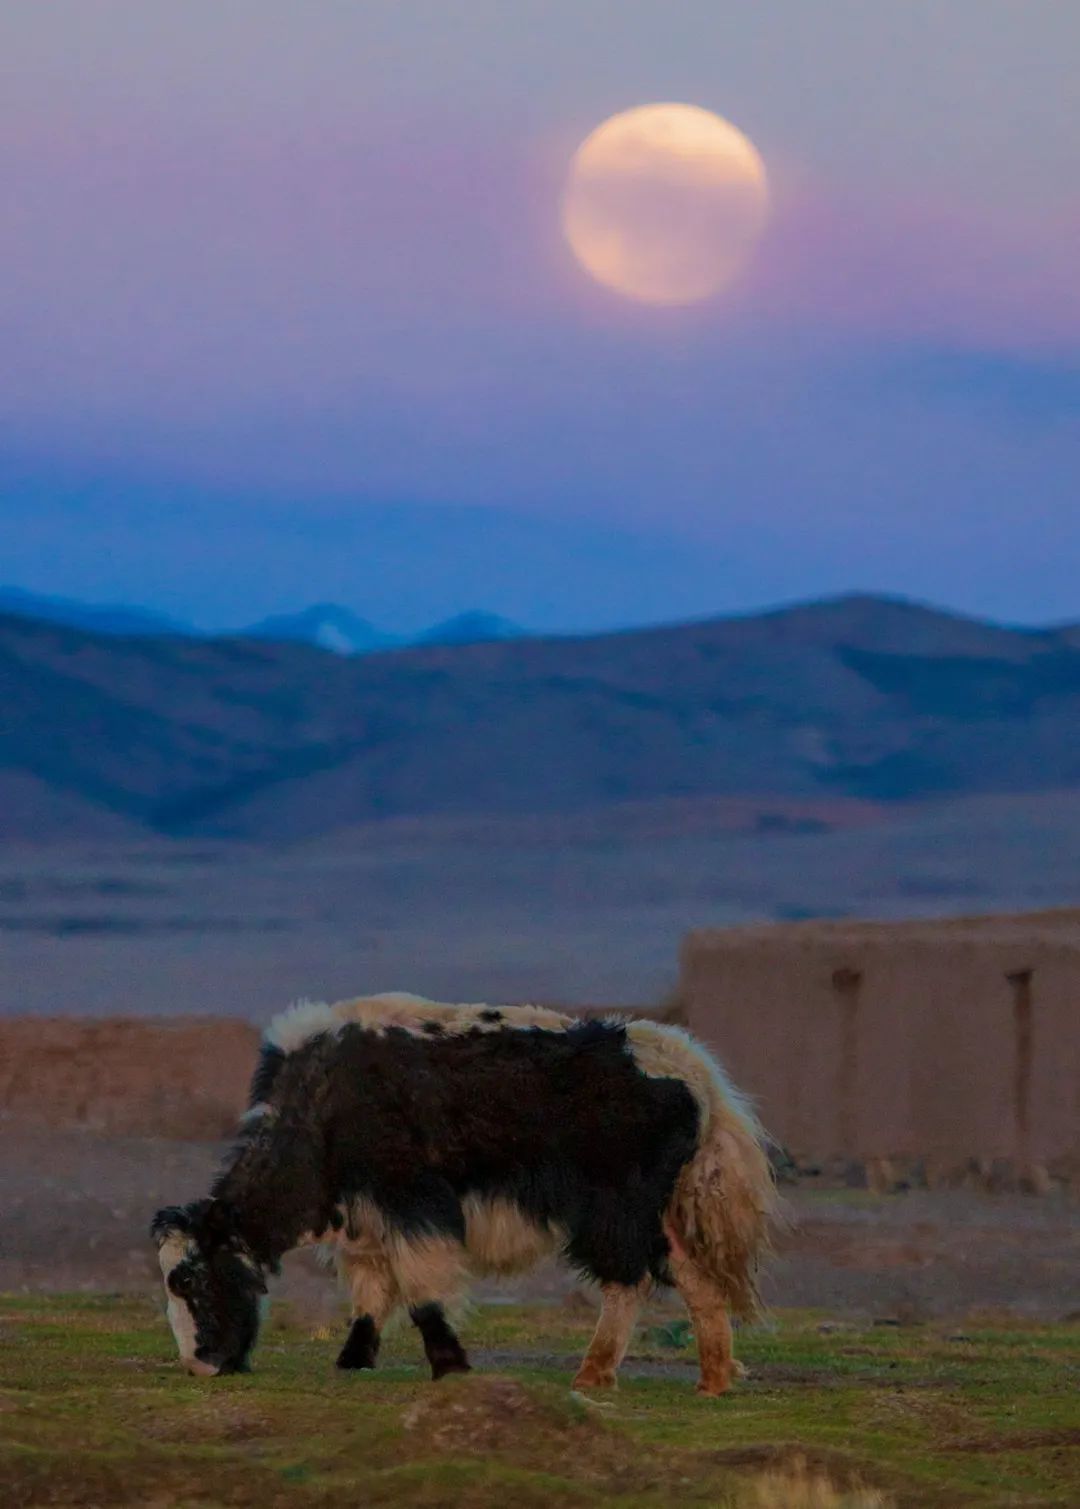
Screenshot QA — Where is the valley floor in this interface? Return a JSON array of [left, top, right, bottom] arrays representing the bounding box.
[[3, 790, 1080, 1015]]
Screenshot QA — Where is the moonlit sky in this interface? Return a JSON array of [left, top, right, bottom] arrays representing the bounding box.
[[2, 1, 1078, 632]]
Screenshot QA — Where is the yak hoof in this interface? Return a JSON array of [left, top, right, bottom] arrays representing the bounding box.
[[432, 1357, 472, 1381], [337, 1352, 377, 1370], [337, 1316, 379, 1370]]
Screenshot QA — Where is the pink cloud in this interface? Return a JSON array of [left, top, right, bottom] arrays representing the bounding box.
[[0, 111, 563, 422], [748, 185, 1080, 351]]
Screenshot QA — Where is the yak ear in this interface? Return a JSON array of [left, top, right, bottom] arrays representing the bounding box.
[[150, 1204, 195, 1246], [151, 1198, 220, 1248]]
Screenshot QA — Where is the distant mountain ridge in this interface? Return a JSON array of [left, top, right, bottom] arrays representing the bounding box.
[[245, 606, 526, 653], [1, 592, 1078, 843], [0, 587, 193, 639], [0, 588, 523, 654], [243, 605, 399, 655], [413, 611, 526, 646]]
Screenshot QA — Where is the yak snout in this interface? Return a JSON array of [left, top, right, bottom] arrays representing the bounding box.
[[183, 1354, 221, 1378], [186, 1346, 251, 1377]]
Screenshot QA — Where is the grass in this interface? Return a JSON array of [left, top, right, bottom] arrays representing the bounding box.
[[1, 1294, 1078, 1506]]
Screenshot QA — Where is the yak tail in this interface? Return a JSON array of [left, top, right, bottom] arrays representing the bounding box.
[[626, 1021, 778, 1322]]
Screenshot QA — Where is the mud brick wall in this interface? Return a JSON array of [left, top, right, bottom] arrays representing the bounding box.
[[0, 1017, 259, 1139], [679, 912, 1080, 1189]]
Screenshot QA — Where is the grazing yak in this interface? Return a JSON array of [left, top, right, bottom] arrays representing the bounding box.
[[152, 994, 775, 1395]]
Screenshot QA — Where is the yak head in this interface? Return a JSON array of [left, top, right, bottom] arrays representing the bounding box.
[[151, 1200, 267, 1376]]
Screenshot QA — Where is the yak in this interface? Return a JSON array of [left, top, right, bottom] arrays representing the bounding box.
[[152, 994, 775, 1395]]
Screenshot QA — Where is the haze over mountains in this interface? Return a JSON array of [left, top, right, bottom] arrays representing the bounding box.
[[2, 592, 1079, 845]]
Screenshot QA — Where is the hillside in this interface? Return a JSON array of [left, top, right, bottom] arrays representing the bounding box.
[[2, 593, 1079, 842]]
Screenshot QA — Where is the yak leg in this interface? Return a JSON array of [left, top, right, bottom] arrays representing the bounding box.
[[336, 1248, 400, 1370], [572, 1282, 645, 1391], [667, 1244, 734, 1397], [409, 1300, 471, 1380], [390, 1233, 471, 1380]]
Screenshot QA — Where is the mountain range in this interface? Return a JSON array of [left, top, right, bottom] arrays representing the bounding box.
[[0, 587, 192, 639], [0, 589, 525, 655], [243, 605, 526, 654], [2, 592, 1079, 844]]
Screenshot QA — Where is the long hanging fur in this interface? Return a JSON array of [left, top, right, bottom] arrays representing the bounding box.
[[625, 1020, 777, 1320]]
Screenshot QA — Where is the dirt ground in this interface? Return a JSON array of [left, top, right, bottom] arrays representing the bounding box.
[[3, 1127, 1077, 1324]]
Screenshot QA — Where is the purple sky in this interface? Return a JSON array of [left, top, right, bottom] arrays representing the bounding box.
[[2, 1, 1078, 631]]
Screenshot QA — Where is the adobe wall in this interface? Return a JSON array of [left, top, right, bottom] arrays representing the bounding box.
[[679, 911, 1080, 1189], [0, 1017, 259, 1140]]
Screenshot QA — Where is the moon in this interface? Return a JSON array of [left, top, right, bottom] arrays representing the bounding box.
[[561, 103, 769, 306]]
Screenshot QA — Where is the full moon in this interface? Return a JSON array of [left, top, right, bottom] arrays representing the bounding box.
[[561, 103, 769, 306]]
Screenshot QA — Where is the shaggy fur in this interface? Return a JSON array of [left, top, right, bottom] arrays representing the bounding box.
[[625, 1019, 774, 1322], [152, 993, 776, 1392]]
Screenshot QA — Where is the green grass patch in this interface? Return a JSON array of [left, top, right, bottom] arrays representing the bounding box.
[[1, 1295, 1077, 1506]]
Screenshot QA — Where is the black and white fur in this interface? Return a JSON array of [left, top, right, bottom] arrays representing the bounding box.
[[152, 993, 774, 1394]]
